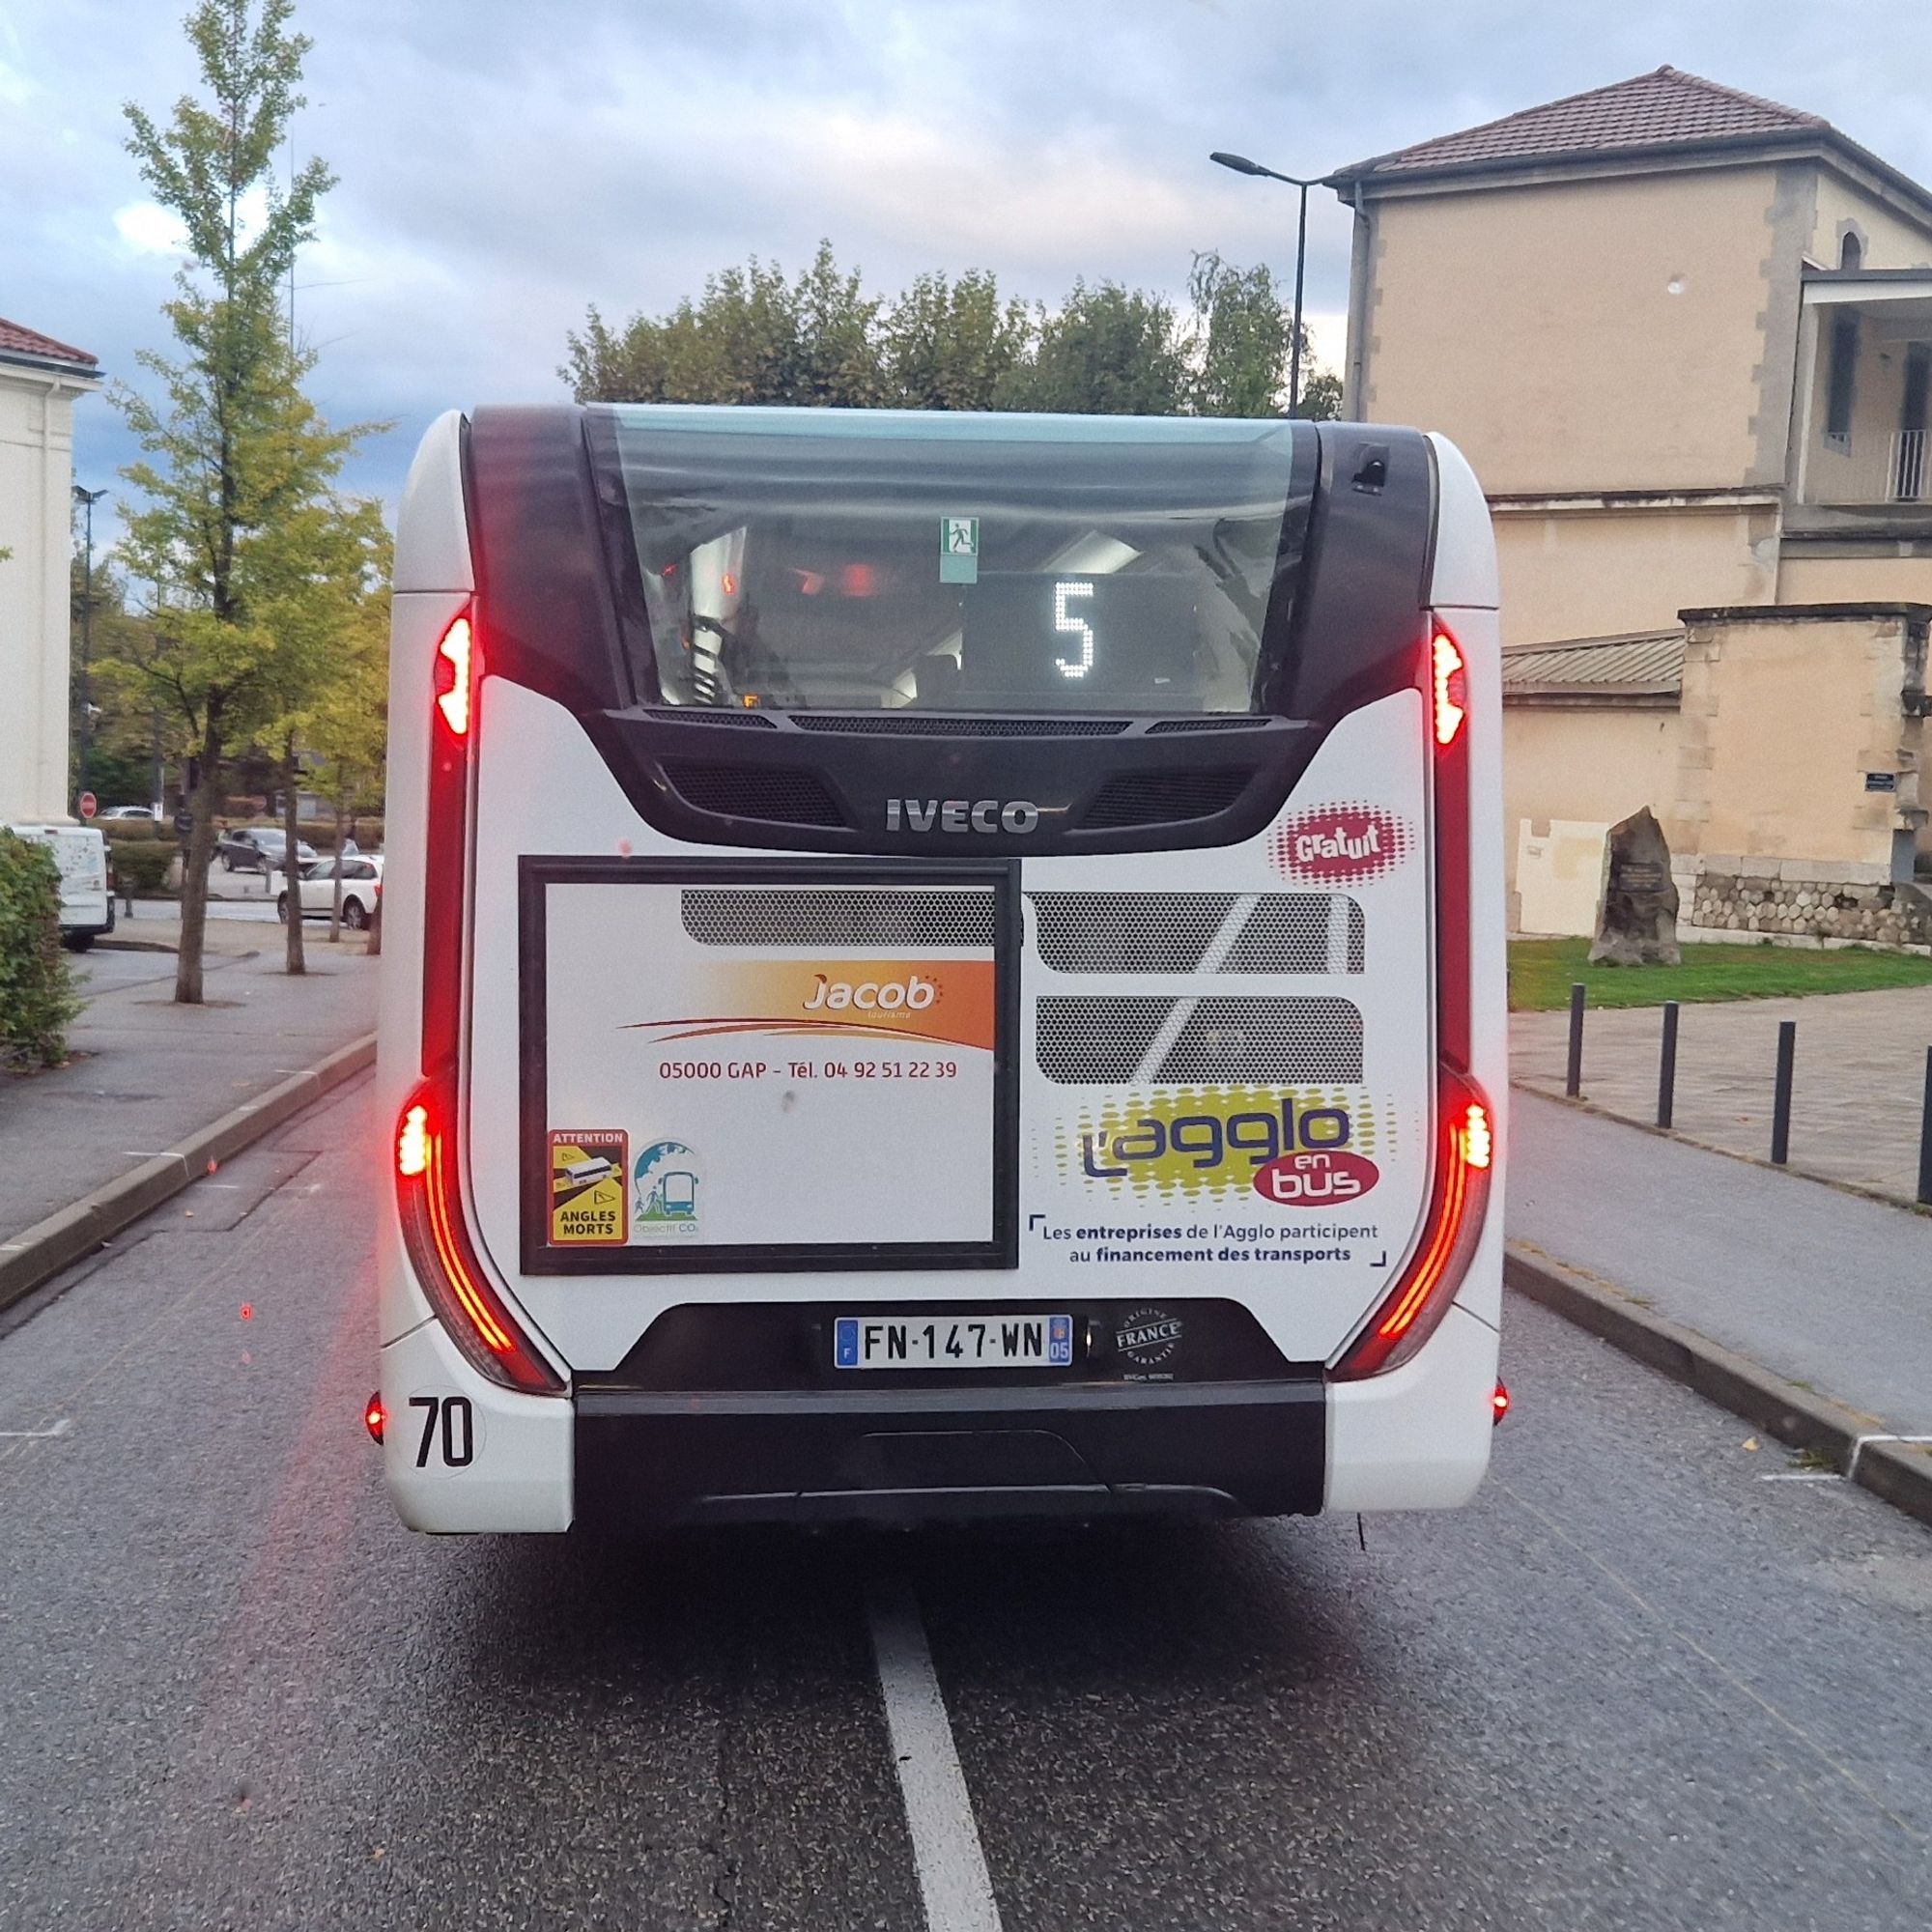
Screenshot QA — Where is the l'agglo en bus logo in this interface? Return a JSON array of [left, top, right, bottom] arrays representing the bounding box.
[[1059, 1086, 1383, 1203]]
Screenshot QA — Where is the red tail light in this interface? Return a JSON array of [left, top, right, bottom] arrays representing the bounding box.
[[421, 605, 474, 1080], [364, 1393, 386, 1443], [434, 615, 474, 738], [1431, 626, 1466, 748], [395, 1084, 562, 1394], [1430, 615, 1473, 1073], [1492, 1380, 1511, 1425], [1333, 1068, 1494, 1380]]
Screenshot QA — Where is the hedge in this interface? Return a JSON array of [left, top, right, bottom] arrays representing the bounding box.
[[0, 831, 80, 1070], [108, 840, 177, 896]]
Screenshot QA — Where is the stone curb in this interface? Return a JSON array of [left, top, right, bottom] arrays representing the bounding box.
[[1505, 1243, 1932, 1533], [0, 1033, 377, 1318]]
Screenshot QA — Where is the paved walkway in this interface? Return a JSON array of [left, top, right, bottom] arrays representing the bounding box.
[[1509, 1089, 1932, 1437], [0, 945, 379, 1244], [1513, 984, 1932, 1202]]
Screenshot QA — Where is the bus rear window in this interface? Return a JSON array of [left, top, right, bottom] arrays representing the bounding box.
[[594, 405, 1310, 716]]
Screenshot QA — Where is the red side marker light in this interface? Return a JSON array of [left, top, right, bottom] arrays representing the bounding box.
[[1492, 1380, 1511, 1425], [397, 1103, 431, 1179], [364, 1393, 385, 1443], [434, 615, 473, 737], [1432, 626, 1467, 748]]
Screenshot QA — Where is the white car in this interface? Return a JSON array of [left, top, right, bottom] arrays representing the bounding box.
[[276, 854, 383, 928]]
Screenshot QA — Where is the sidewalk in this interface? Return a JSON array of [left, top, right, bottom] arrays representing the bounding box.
[[0, 943, 379, 1246], [1508, 1088, 1932, 1443], [1512, 985, 1932, 1202]]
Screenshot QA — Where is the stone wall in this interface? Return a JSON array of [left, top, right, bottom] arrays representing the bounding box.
[[1690, 869, 1932, 945]]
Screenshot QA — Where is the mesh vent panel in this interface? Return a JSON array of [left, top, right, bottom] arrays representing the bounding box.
[[681, 889, 996, 949], [661, 760, 847, 827], [1035, 998, 1174, 1084], [1221, 896, 1362, 974], [1154, 998, 1362, 1084], [1031, 894, 1236, 973], [791, 714, 1130, 737], [1081, 767, 1252, 828], [645, 706, 779, 729], [1145, 716, 1274, 734], [1347, 901, 1366, 974]]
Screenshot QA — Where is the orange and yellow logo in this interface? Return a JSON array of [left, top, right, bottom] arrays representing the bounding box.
[[624, 958, 996, 1052]]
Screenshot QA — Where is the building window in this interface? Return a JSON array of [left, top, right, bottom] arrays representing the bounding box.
[[1824, 310, 1860, 449], [1839, 232, 1864, 271]]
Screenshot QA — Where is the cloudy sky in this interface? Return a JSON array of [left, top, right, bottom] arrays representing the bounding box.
[[8, 0, 1931, 538]]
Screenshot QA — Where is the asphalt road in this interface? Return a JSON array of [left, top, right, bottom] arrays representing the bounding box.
[[1, 1075, 1927, 1931]]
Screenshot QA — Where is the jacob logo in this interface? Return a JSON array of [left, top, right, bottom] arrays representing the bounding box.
[[1271, 803, 1411, 887]]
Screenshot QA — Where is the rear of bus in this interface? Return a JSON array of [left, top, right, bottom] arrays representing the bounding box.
[[375, 405, 1503, 1532]]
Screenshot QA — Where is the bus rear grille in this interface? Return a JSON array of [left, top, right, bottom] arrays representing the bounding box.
[[1034, 998, 1174, 1084], [1080, 768, 1253, 828], [683, 888, 996, 949], [1036, 996, 1363, 1085], [660, 760, 848, 827], [1030, 893, 1363, 974]]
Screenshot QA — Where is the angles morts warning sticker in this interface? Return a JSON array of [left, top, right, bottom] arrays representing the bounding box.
[[548, 1129, 629, 1246]]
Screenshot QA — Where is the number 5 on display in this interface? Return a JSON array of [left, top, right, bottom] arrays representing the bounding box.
[[1054, 579, 1095, 679]]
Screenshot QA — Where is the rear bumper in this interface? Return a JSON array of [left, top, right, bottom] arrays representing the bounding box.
[[574, 1380, 1325, 1528]]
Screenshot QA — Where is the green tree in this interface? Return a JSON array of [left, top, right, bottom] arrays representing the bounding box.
[[562, 242, 886, 407], [997, 280, 1188, 414], [112, 0, 376, 1002], [880, 270, 1036, 411], [259, 497, 388, 974], [566, 246, 1346, 420], [1187, 251, 1340, 420]]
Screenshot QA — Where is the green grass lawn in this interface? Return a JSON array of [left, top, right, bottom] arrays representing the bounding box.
[[1508, 936, 1932, 1011]]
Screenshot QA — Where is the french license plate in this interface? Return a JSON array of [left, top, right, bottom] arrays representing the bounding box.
[[834, 1313, 1073, 1371]]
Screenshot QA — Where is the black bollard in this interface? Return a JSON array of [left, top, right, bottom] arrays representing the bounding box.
[[1770, 1020, 1797, 1165], [1918, 1046, 1932, 1208], [1565, 982, 1586, 1098], [1657, 1001, 1679, 1130]]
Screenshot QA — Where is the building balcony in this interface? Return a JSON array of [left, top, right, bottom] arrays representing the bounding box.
[[1790, 270, 1932, 529]]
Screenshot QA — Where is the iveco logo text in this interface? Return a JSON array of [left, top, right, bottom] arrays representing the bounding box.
[[886, 798, 1040, 834]]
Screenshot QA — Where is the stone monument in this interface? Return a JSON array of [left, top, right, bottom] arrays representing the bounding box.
[[1589, 807, 1681, 966]]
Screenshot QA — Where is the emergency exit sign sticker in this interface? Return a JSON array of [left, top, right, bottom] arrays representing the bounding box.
[[548, 1129, 630, 1245], [940, 516, 980, 583]]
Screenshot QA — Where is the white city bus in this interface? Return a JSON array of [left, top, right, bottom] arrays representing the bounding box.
[[373, 405, 1505, 1532]]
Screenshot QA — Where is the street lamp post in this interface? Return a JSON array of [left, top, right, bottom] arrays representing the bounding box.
[[1208, 152, 1329, 417], [71, 484, 109, 809]]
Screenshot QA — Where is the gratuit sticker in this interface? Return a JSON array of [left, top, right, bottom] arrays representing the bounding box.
[[1270, 803, 1412, 887], [548, 1130, 629, 1245]]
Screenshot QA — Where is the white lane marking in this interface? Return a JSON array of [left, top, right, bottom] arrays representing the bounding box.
[[867, 1575, 1004, 1932], [1760, 1471, 1841, 1483], [0, 1418, 71, 1438]]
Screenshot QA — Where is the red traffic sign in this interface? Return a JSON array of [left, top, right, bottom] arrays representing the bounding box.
[[77, 791, 97, 819]]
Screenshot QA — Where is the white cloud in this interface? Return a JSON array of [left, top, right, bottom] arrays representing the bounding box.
[[112, 201, 186, 256]]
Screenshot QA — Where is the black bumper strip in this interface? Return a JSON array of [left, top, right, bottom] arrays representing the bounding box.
[[574, 1378, 1326, 1528]]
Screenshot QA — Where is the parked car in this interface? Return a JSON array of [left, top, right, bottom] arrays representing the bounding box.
[[99, 804, 158, 821], [217, 826, 316, 874], [276, 854, 383, 929], [7, 823, 114, 951]]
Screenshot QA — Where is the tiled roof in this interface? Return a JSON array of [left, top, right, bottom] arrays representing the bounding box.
[[1338, 67, 1825, 182], [1501, 630, 1686, 700], [0, 318, 99, 370]]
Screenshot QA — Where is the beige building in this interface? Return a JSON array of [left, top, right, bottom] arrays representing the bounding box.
[[1331, 68, 1932, 943], [0, 318, 100, 823]]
